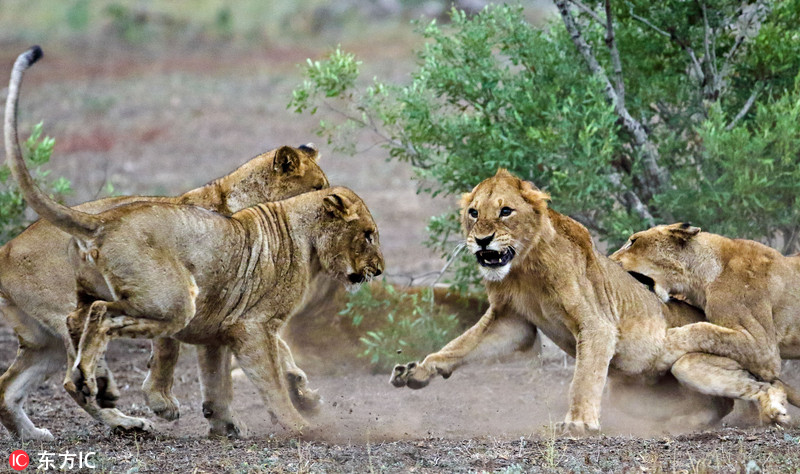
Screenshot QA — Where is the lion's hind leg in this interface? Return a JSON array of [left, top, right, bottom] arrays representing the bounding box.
[[197, 345, 246, 438], [0, 302, 64, 440], [142, 337, 182, 420], [671, 353, 789, 425], [278, 336, 321, 414]]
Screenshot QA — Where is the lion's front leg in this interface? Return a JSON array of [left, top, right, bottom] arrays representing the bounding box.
[[557, 320, 616, 437], [231, 323, 307, 434], [391, 306, 535, 389]]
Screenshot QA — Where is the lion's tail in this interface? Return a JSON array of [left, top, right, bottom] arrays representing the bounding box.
[[4, 46, 99, 239], [776, 378, 800, 408]]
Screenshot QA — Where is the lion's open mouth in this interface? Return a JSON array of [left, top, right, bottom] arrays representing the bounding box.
[[628, 271, 655, 292], [475, 248, 515, 268], [348, 273, 366, 284]]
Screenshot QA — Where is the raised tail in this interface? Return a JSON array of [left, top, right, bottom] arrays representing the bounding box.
[[4, 46, 99, 238]]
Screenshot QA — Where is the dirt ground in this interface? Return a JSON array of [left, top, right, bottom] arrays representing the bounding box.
[[2, 32, 800, 474], [1, 326, 800, 473]]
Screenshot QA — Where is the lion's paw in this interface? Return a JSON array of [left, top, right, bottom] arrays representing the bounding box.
[[208, 419, 248, 438], [145, 390, 181, 421], [102, 409, 155, 435], [390, 362, 431, 390], [757, 384, 790, 426], [287, 371, 323, 414], [555, 420, 600, 438], [18, 426, 54, 441]]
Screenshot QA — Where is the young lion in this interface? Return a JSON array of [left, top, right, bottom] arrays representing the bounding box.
[[610, 222, 800, 418], [1, 47, 328, 439], [390, 169, 790, 435], [5, 47, 384, 436]]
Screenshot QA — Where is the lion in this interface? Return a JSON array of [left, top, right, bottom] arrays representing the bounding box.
[[1, 46, 329, 439], [610, 222, 800, 417], [5, 47, 384, 437], [390, 169, 792, 436]]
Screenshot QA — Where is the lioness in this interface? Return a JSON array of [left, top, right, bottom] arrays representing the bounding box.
[[610, 223, 800, 416], [6, 47, 384, 436], [390, 169, 789, 435], [1, 47, 328, 439]]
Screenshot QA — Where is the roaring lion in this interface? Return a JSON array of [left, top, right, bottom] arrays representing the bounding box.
[[1, 47, 329, 439], [390, 169, 791, 435], [610, 222, 800, 418]]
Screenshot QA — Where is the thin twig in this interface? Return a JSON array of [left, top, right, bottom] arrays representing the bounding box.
[[626, 2, 704, 83], [430, 243, 466, 288], [626, 2, 669, 37], [566, 0, 604, 24], [725, 83, 762, 130]]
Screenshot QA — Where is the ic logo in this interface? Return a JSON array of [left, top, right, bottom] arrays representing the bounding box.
[[9, 449, 29, 471]]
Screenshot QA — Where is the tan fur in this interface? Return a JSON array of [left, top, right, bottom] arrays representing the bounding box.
[[55, 187, 383, 435], [390, 170, 776, 436], [611, 222, 800, 422], [1, 47, 330, 439]]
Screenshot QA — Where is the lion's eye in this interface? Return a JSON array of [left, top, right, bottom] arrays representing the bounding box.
[[364, 230, 374, 244], [468, 208, 478, 218], [499, 207, 513, 217], [629, 238, 637, 246]]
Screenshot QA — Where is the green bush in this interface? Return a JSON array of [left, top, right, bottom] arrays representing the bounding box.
[[341, 281, 460, 371], [0, 122, 72, 244], [291, 3, 800, 291]]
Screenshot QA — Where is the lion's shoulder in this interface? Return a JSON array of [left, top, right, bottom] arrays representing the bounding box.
[[547, 208, 595, 261]]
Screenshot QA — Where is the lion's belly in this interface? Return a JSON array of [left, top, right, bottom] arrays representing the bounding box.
[[511, 296, 577, 358], [511, 290, 669, 377]]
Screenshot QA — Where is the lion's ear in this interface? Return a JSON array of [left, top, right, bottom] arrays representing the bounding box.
[[298, 143, 320, 162], [519, 180, 550, 213], [274, 146, 301, 173], [668, 222, 701, 241], [323, 193, 359, 222], [459, 191, 474, 210], [494, 168, 513, 178]]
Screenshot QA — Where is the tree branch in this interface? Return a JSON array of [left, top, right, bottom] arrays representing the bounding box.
[[604, 0, 625, 107], [700, 0, 720, 100], [721, 2, 768, 80], [626, 2, 705, 97], [566, 0, 604, 24], [725, 83, 762, 130], [608, 171, 655, 226], [555, 0, 670, 202]]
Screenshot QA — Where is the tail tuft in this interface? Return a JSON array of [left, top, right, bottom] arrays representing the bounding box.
[[25, 46, 43, 67]]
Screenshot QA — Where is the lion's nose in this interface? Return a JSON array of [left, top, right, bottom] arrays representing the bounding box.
[[475, 234, 495, 249]]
